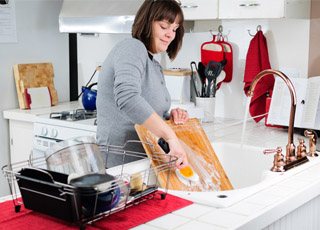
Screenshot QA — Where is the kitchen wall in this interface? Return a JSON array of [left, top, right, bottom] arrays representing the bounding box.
[[78, 18, 311, 120], [0, 0, 69, 197]]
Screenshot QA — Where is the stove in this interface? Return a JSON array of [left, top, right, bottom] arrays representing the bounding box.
[[50, 109, 97, 121], [35, 110, 97, 131], [33, 109, 97, 158]]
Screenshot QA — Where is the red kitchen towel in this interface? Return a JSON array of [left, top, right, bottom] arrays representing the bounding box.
[[0, 193, 193, 230], [243, 30, 275, 122]]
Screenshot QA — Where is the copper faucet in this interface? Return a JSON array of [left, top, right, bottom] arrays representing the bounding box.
[[247, 69, 297, 162]]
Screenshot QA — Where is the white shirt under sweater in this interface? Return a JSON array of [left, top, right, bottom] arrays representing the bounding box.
[[96, 38, 171, 166]]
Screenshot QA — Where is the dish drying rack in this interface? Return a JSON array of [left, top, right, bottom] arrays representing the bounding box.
[[2, 141, 177, 230]]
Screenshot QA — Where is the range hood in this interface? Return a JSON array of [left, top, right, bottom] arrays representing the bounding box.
[[59, 0, 144, 34]]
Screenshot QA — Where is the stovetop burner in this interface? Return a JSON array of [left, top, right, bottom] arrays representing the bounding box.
[[50, 109, 97, 121]]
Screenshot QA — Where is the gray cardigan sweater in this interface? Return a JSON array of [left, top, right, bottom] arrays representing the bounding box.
[[96, 38, 171, 154]]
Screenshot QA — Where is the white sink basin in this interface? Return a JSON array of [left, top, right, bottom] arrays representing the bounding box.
[[213, 142, 274, 189], [167, 142, 320, 208]]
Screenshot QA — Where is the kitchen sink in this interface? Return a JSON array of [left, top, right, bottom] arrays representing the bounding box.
[[166, 142, 320, 208]]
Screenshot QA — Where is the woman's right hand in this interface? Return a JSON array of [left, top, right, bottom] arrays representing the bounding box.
[[141, 112, 189, 169], [166, 138, 188, 169]]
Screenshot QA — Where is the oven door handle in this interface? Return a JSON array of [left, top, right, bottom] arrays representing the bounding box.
[[33, 137, 62, 152]]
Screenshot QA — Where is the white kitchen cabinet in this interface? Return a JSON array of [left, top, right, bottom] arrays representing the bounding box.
[[219, 0, 311, 19], [8, 120, 34, 164], [181, 0, 218, 20]]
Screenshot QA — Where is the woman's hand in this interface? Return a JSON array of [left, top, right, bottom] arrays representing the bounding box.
[[170, 108, 189, 125], [166, 138, 188, 169], [141, 112, 189, 169]]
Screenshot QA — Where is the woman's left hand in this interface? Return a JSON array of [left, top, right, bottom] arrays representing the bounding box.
[[170, 108, 189, 125]]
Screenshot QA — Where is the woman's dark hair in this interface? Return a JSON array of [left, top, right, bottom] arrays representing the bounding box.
[[132, 0, 184, 60]]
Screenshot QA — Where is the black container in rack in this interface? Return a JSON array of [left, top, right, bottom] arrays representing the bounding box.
[[16, 168, 82, 222]]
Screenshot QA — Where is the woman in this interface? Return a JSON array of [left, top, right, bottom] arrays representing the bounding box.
[[96, 0, 189, 169]]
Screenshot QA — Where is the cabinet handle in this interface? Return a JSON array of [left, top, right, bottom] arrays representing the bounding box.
[[239, 3, 261, 7], [181, 5, 198, 8]]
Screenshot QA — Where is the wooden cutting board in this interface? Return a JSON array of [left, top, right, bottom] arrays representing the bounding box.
[[135, 118, 233, 192], [13, 63, 58, 109]]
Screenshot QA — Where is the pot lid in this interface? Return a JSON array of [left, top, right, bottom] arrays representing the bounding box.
[[69, 173, 115, 191]]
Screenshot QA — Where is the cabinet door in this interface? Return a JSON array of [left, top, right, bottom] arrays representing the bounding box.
[[9, 120, 34, 164], [219, 0, 285, 19], [181, 0, 218, 20]]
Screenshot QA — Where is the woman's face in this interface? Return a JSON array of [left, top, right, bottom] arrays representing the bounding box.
[[150, 18, 180, 55]]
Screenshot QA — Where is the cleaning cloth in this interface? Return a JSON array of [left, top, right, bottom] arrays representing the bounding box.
[[243, 30, 275, 122]]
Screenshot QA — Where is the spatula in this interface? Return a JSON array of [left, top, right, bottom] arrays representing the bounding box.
[[198, 62, 207, 97], [204, 61, 222, 97], [213, 59, 227, 94]]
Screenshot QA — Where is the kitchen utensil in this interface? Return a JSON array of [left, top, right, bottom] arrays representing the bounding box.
[[220, 59, 227, 69], [198, 62, 207, 97], [213, 59, 227, 94], [13, 63, 58, 109], [204, 61, 222, 97], [82, 82, 97, 110], [69, 173, 124, 214], [25, 87, 52, 109], [175, 167, 199, 185], [135, 118, 233, 191], [216, 70, 226, 85], [158, 138, 199, 185], [190, 62, 200, 97], [45, 136, 106, 177]]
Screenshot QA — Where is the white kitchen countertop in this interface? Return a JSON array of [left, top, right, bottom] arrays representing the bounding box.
[[3, 101, 82, 122], [1, 108, 320, 229]]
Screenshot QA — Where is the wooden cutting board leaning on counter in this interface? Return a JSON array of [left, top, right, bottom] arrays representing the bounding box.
[[13, 62, 59, 109]]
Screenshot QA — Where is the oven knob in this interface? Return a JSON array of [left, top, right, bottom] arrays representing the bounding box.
[[51, 129, 58, 138], [41, 127, 48, 136]]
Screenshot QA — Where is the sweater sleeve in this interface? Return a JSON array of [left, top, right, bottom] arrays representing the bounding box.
[[112, 39, 155, 125]]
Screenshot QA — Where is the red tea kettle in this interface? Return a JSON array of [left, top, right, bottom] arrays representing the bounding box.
[[81, 83, 97, 111]]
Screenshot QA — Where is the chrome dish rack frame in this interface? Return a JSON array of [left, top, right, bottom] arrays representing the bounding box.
[[2, 141, 177, 230]]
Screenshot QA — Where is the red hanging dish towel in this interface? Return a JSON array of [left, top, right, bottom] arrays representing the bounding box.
[[243, 30, 275, 123]]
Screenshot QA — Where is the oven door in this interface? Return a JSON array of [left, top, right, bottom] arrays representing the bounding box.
[[33, 136, 62, 158]]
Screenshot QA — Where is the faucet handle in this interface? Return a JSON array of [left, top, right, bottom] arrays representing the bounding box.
[[264, 147, 285, 172], [304, 130, 318, 157], [297, 138, 307, 158]]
